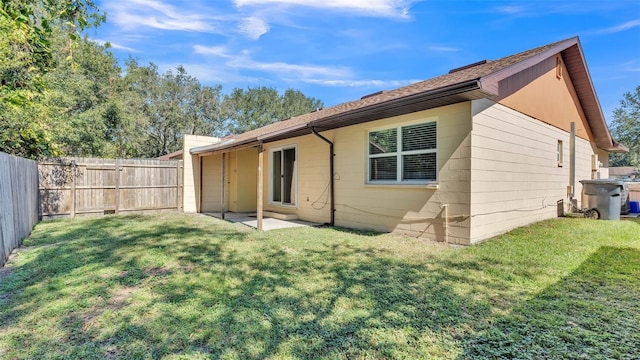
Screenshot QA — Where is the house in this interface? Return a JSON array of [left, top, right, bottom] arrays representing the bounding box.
[[157, 149, 183, 161], [183, 37, 626, 245]]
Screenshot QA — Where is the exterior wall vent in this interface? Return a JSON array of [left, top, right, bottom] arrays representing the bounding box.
[[449, 60, 489, 74]]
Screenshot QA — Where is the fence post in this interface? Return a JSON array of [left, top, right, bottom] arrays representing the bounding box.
[[176, 160, 180, 211], [115, 159, 120, 214], [71, 160, 76, 218]]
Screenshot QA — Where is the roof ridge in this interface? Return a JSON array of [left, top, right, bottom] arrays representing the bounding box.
[[193, 36, 613, 156]]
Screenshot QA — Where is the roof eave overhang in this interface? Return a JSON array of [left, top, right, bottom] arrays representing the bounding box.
[[478, 37, 625, 153], [191, 80, 487, 155], [189, 139, 261, 155], [308, 80, 486, 132], [560, 41, 623, 152], [607, 142, 629, 153]]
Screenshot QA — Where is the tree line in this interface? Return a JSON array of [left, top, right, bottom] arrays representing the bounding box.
[[1, 1, 322, 159]]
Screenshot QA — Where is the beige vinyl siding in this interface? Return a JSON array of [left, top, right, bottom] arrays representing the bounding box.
[[261, 103, 472, 243], [227, 147, 258, 212], [262, 134, 333, 224], [183, 135, 220, 213], [469, 99, 600, 243], [331, 103, 472, 244], [201, 154, 222, 212]]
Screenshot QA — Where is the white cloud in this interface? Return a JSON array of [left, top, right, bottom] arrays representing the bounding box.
[[238, 16, 270, 39], [303, 79, 421, 87], [156, 62, 263, 84], [427, 45, 460, 52], [596, 19, 640, 34], [234, 0, 414, 18], [105, 0, 218, 32], [193, 45, 232, 58], [192, 45, 421, 88], [495, 5, 527, 14], [620, 60, 640, 72], [92, 38, 136, 52], [228, 57, 352, 78], [193, 45, 351, 79]]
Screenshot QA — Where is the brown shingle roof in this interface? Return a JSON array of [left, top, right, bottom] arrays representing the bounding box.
[[192, 36, 623, 154]]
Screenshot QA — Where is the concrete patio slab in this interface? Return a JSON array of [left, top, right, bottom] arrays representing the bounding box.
[[202, 212, 321, 230]]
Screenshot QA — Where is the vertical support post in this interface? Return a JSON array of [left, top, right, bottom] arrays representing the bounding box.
[[221, 153, 226, 220], [257, 144, 264, 231], [114, 159, 120, 214], [198, 156, 203, 213], [177, 160, 183, 211], [569, 122, 576, 198], [71, 160, 76, 218]]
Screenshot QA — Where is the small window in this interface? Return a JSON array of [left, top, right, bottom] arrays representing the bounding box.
[[557, 140, 563, 167], [368, 121, 437, 183]]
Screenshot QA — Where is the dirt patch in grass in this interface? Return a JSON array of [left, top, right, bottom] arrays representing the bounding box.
[[0, 266, 12, 281], [109, 286, 136, 308], [143, 267, 172, 277]]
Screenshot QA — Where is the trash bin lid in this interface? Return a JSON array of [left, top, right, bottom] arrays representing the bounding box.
[[579, 179, 624, 186]]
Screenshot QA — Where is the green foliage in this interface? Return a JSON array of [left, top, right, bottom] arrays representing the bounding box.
[[1, 214, 639, 359], [223, 86, 323, 134], [1, 1, 322, 159], [609, 85, 640, 167], [0, 0, 103, 159], [123, 61, 225, 157]]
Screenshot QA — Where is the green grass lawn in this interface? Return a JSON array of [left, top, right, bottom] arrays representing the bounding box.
[[1, 214, 639, 359]]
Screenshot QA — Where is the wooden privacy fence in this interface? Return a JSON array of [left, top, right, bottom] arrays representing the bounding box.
[[39, 158, 183, 219], [0, 152, 39, 267]]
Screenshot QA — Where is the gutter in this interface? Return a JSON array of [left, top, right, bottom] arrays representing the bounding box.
[[311, 126, 335, 226]]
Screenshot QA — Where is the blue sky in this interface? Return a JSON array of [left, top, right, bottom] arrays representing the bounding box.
[[90, 0, 640, 123]]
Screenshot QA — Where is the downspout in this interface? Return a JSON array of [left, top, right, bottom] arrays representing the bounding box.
[[221, 152, 226, 220], [311, 127, 335, 226], [198, 156, 203, 213], [570, 122, 576, 198]]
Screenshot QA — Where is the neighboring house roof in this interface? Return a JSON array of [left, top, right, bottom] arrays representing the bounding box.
[[191, 36, 626, 156], [157, 149, 183, 160]]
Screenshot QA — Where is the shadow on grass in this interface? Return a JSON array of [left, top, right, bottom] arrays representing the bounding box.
[[1, 216, 639, 359], [461, 246, 640, 359]]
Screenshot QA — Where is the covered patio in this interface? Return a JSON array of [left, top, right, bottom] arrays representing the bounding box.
[[202, 212, 321, 231]]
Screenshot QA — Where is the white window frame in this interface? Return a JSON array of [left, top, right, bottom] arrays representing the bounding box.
[[367, 120, 438, 184], [268, 144, 298, 207]]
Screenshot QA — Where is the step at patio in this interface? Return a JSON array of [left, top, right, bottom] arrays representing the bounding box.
[[263, 211, 297, 220]]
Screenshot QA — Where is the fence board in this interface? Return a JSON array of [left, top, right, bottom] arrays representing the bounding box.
[[0, 152, 39, 267], [39, 158, 183, 219]]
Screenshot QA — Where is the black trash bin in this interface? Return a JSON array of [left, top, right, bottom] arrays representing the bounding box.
[[579, 179, 623, 220]]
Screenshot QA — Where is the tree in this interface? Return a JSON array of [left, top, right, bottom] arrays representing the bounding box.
[[222, 87, 323, 134], [124, 61, 224, 157], [0, 0, 104, 158], [609, 86, 640, 167], [43, 32, 128, 157]]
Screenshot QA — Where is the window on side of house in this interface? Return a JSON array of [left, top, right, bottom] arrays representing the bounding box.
[[368, 121, 437, 183], [557, 139, 563, 167], [270, 146, 297, 206]]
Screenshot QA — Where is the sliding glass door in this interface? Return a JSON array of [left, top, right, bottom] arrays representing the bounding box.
[[271, 146, 297, 206]]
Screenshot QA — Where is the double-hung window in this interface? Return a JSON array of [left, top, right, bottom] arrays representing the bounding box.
[[368, 121, 437, 183]]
